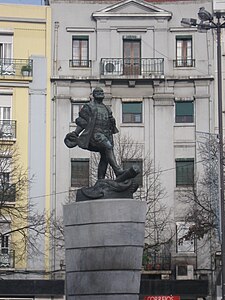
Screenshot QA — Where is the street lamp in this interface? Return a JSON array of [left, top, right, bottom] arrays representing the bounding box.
[[181, 7, 225, 300]]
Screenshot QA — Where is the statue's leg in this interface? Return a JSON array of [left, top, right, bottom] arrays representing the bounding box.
[[98, 152, 108, 179], [105, 149, 124, 177]]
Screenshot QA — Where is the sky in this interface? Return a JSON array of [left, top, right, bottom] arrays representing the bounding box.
[[0, 0, 43, 4]]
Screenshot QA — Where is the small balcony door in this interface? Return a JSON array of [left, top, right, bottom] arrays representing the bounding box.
[[0, 34, 13, 75], [123, 39, 141, 75]]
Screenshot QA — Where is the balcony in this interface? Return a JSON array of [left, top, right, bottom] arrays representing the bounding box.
[[0, 120, 16, 140], [143, 253, 171, 271], [0, 250, 15, 268], [101, 58, 164, 77], [0, 58, 33, 77], [0, 184, 16, 203], [173, 59, 195, 68], [69, 59, 92, 68]]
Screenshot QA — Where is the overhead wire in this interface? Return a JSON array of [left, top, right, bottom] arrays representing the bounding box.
[[28, 156, 217, 201]]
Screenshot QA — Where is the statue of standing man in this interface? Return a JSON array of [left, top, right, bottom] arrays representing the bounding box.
[[64, 87, 124, 180]]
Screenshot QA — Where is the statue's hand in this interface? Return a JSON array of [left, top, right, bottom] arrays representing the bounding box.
[[64, 131, 78, 148]]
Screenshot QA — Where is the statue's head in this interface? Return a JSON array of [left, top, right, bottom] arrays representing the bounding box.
[[93, 87, 104, 102]]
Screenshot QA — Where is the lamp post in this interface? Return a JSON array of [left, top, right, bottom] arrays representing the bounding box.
[[181, 7, 225, 300]]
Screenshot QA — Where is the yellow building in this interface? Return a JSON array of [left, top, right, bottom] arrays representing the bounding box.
[[0, 3, 52, 278]]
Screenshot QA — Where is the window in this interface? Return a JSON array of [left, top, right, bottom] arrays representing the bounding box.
[[1, 235, 9, 254], [177, 265, 188, 276], [0, 94, 15, 139], [72, 36, 89, 67], [0, 107, 10, 121], [176, 222, 195, 253], [71, 103, 84, 123], [122, 102, 142, 123], [175, 36, 194, 67], [0, 172, 9, 187], [123, 38, 141, 75], [71, 159, 89, 187], [0, 94, 11, 121], [175, 101, 194, 123], [176, 158, 194, 186], [0, 34, 14, 75], [122, 159, 143, 186], [0, 221, 11, 268]]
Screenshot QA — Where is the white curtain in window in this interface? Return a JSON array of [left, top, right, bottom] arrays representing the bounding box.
[[0, 94, 12, 120], [0, 34, 13, 59]]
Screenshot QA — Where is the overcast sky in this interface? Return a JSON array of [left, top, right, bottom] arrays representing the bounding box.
[[0, 0, 43, 4]]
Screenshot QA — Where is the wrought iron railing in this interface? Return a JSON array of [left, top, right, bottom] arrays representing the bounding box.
[[0, 58, 33, 76], [0, 120, 16, 140], [0, 250, 15, 268], [0, 184, 16, 203], [173, 59, 195, 68], [142, 253, 171, 271], [69, 59, 92, 68], [101, 58, 164, 76]]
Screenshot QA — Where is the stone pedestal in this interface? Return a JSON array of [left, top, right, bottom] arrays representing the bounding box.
[[64, 199, 146, 300]]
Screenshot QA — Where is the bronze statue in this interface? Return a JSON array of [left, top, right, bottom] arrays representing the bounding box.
[[64, 87, 124, 179], [64, 87, 140, 201]]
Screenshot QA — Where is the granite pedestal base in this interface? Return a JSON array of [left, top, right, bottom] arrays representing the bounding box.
[[64, 199, 146, 300]]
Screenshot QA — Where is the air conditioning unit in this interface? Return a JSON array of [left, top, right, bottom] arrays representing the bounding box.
[[103, 61, 123, 75], [176, 265, 194, 280], [213, 0, 225, 14]]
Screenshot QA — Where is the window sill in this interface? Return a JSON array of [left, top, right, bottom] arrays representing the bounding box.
[[69, 66, 91, 70], [174, 123, 195, 127], [174, 252, 196, 256], [175, 186, 193, 191], [120, 123, 144, 127], [173, 66, 195, 70]]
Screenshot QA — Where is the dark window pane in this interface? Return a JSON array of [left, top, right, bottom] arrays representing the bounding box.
[[176, 159, 194, 186], [175, 101, 194, 123], [122, 159, 143, 186], [176, 115, 194, 123], [1, 235, 9, 254], [122, 102, 142, 123], [177, 265, 188, 276], [71, 159, 89, 187]]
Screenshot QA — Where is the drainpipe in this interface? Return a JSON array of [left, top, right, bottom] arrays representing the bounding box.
[[53, 22, 59, 77]]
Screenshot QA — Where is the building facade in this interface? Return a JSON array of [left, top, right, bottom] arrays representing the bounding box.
[[49, 0, 220, 299], [0, 3, 61, 296]]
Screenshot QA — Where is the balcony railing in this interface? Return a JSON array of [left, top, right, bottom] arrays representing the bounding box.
[[0, 184, 16, 203], [0, 120, 16, 140], [0, 58, 33, 77], [173, 59, 195, 68], [101, 58, 164, 77], [69, 59, 92, 68], [143, 253, 171, 271], [0, 250, 15, 268]]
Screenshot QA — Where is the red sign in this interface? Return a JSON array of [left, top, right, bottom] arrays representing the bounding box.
[[144, 296, 180, 300]]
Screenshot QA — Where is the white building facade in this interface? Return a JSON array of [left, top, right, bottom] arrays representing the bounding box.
[[50, 0, 219, 298]]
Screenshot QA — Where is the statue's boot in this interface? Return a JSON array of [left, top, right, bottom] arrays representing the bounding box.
[[105, 149, 124, 177]]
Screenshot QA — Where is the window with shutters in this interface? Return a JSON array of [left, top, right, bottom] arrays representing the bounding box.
[[71, 36, 89, 67], [175, 101, 194, 123], [176, 158, 194, 186], [122, 102, 142, 123], [175, 36, 194, 67]]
